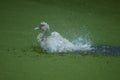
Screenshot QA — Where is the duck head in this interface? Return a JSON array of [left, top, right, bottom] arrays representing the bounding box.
[[34, 22, 50, 31]]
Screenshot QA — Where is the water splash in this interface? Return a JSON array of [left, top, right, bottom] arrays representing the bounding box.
[[71, 37, 120, 56], [72, 36, 93, 51]]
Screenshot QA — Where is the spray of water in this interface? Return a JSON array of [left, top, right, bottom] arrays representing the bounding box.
[[71, 36, 120, 56], [72, 36, 92, 51]]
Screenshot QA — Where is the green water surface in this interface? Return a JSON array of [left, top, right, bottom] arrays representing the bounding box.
[[0, 0, 120, 80]]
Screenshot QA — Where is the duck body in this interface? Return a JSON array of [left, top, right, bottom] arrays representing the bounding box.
[[37, 31, 75, 52]]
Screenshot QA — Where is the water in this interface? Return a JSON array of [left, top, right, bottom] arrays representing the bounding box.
[[70, 36, 120, 56], [75, 45, 120, 56], [91, 45, 120, 56], [70, 37, 120, 56]]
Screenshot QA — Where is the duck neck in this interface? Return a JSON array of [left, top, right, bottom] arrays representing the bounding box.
[[39, 30, 48, 41]]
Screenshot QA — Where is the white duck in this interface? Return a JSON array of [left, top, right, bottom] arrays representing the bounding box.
[[34, 22, 92, 53]]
